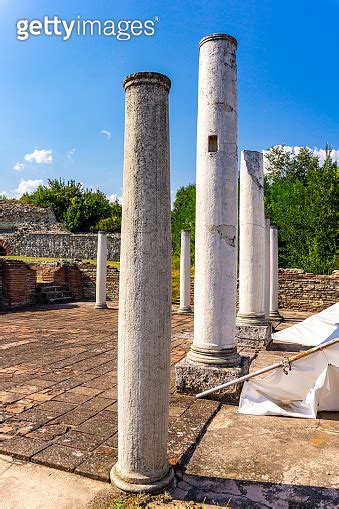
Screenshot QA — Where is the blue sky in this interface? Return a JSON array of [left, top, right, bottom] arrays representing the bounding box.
[[0, 0, 338, 201]]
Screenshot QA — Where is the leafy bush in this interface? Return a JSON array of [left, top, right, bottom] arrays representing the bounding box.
[[20, 179, 122, 233]]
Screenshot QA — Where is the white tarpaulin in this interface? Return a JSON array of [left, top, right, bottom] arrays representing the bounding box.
[[238, 340, 339, 418], [272, 303, 339, 346]]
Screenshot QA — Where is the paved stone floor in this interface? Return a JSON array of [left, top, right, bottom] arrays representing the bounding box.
[[0, 302, 219, 482], [1, 303, 338, 508]]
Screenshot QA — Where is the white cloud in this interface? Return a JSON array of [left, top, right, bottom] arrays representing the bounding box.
[[263, 145, 339, 173], [100, 130, 111, 140], [15, 179, 43, 197], [13, 162, 25, 172], [67, 148, 76, 160], [108, 193, 122, 204], [24, 149, 53, 164], [312, 147, 339, 165]]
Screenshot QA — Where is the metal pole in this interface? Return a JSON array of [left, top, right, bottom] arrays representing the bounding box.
[[196, 338, 338, 399]]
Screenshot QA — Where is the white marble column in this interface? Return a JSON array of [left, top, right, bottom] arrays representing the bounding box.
[[110, 72, 174, 493], [269, 227, 283, 320], [94, 231, 108, 309], [237, 151, 266, 325], [176, 34, 249, 402], [178, 229, 193, 314], [264, 217, 271, 320], [189, 33, 240, 366]]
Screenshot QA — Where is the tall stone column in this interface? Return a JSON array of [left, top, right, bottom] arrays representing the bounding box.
[[237, 151, 265, 324], [269, 227, 283, 320], [94, 231, 108, 309], [235, 152, 271, 348], [177, 229, 193, 314], [176, 34, 249, 402], [264, 217, 271, 320], [110, 72, 174, 493]]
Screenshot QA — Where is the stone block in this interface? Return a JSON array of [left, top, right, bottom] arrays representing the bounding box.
[[175, 356, 250, 404], [235, 323, 272, 349]]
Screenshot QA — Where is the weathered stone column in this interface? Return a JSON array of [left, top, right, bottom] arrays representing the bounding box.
[[177, 229, 193, 314], [237, 151, 265, 324], [264, 217, 271, 320], [110, 72, 174, 493], [269, 227, 283, 320], [235, 152, 271, 348], [94, 231, 108, 309], [176, 34, 249, 402]]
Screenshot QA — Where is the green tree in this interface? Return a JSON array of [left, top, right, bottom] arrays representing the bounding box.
[[171, 184, 196, 261], [20, 179, 119, 233], [264, 145, 337, 274], [93, 199, 122, 232]]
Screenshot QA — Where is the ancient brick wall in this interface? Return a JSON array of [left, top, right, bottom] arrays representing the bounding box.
[[29, 261, 83, 300], [1, 259, 37, 307], [277, 269, 338, 312], [1, 232, 121, 261]]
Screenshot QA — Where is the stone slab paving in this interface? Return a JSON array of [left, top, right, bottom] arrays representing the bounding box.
[[0, 302, 218, 483], [173, 406, 339, 508], [2, 302, 337, 508]]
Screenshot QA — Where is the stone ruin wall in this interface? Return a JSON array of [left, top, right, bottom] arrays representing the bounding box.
[[0, 200, 66, 232], [2, 232, 120, 261], [0, 200, 121, 261], [0, 259, 337, 312], [277, 268, 338, 312], [189, 269, 338, 313]]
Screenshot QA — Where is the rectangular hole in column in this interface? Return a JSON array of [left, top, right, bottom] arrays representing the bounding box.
[[208, 135, 218, 152]]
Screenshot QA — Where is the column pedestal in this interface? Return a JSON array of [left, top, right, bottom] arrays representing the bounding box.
[[110, 465, 174, 495], [235, 323, 272, 348], [176, 356, 250, 403]]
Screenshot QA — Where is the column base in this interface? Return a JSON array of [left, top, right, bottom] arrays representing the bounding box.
[[175, 355, 250, 403], [236, 313, 269, 326], [269, 310, 283, 321], [187, 345, 241, 366], [177, 306, 193, 315], [235, 323, 272, 349], [110, 464, 175, 494], [94, 303, 108, 309]]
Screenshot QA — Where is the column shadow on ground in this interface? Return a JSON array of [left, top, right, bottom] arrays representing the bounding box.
[[172, 471, 339, 508]]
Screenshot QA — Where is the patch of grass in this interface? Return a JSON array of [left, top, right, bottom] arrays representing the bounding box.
[[90, 491, 220, 509], [3, 255, 119, 268]]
